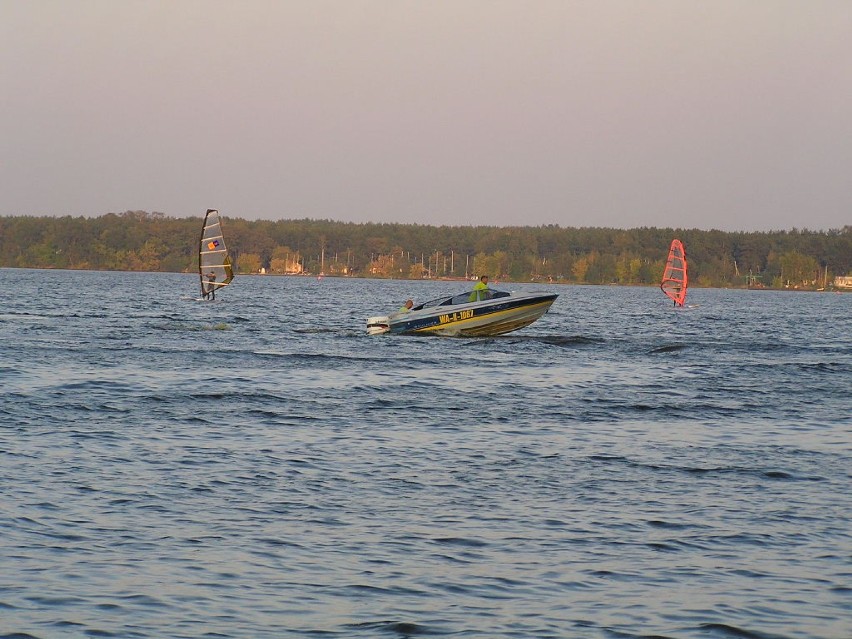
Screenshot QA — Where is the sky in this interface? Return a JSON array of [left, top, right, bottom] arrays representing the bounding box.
[[2, 1, 851, 232]]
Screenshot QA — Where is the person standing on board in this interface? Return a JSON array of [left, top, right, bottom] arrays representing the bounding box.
[[204, 271, 217, 300], [469, 275, 490, 302]]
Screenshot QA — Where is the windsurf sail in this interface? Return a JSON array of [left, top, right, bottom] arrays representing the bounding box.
[[661, 239, 687, 306], [198, 209, 234, 297]]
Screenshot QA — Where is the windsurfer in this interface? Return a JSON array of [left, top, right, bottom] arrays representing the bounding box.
[[661, 239, 688, 307], [204, 271, 217, 300]]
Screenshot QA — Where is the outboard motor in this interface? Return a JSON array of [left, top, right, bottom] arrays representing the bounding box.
[[366, 316, 390, 335]]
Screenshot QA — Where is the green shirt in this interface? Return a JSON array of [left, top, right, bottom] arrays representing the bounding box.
[[469, 281, 489, 302]]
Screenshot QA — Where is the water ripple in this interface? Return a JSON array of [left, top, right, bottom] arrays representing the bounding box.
[[1, 272, 849, 639]]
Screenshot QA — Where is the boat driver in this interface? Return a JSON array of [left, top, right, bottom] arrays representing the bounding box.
[[469, 275, 490, 302]]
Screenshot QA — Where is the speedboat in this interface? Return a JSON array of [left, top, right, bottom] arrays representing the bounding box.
[[366, 287, 558, 337]]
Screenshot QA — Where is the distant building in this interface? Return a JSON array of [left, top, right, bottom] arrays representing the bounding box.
[[833, 276, 852, 289]]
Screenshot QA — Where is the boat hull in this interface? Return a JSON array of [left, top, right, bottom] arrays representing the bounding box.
[[375, 292, 557, 337]]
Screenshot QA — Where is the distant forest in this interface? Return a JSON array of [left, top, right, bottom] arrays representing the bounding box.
[[1, 212, 850, 289]]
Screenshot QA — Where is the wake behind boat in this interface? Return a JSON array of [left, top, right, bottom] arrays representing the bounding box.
[[367, 287, 558, 337]]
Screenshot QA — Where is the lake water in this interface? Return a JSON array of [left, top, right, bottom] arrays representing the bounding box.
[[1, 268, 850, 639]]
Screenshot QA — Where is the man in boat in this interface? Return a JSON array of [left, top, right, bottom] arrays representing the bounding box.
[[469, 275, 491, 302], [390, 299, 413, 319], [204, 271, 217, 300]]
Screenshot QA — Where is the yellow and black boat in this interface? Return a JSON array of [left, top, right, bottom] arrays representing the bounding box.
[[367, 287, 557, 337]]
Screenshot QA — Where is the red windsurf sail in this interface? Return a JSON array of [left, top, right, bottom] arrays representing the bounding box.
[[661, 239, 687, 306]]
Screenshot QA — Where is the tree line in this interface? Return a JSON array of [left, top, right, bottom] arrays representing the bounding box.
[[0, 211, 849, 289]]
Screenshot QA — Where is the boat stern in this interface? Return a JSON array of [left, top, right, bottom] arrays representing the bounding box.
[[366, 316, 390, 335]]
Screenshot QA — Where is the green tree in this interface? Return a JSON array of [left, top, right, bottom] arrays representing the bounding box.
[[238, 253, 262, 274], [777, 251, 820, 287]]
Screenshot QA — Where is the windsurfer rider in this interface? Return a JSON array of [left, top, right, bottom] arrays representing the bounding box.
[[204, 271, 217, 300]]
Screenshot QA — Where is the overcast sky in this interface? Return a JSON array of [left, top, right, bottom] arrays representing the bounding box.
[[2, 1, 851, 231]]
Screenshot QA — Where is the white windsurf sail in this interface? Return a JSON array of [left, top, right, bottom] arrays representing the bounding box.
[[198, 209, 234, 298]]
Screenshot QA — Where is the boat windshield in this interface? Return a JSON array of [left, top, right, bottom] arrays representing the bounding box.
[[412, 288, 510, 310]]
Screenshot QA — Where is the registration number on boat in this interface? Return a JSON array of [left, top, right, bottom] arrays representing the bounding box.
[[439, 309, 474, 324]]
